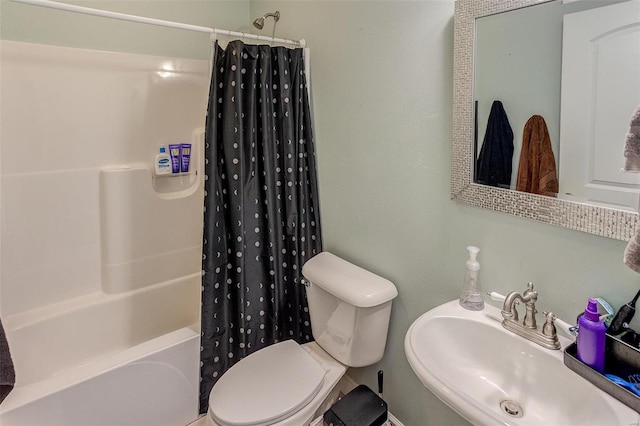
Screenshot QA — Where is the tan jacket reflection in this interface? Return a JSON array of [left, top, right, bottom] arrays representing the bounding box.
[[516, 115, 558, 197]]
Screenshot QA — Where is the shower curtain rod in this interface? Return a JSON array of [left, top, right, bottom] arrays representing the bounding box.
[[11, 0, 306, 47]]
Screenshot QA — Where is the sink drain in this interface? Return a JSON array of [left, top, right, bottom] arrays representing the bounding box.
[[499, 400, 524, 418]]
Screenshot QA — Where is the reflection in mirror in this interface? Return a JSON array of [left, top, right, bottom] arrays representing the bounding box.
[[452, 0, 638, 240], [473, 0, 639, 211], [560, 0, 640, 210]]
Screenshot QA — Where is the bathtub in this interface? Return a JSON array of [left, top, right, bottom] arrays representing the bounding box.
[[0, 274, 201, 426]]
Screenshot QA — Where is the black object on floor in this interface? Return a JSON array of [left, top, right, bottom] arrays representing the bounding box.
[[323, 384, 387, 426]]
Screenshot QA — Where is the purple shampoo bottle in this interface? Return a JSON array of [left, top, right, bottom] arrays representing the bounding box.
[[577, 298, 606, 373]]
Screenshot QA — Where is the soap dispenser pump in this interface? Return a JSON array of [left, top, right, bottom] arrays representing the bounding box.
[[459, 246, 484, 311]]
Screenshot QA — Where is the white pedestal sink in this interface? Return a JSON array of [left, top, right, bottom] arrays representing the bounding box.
[[405, 300, 640, 425]]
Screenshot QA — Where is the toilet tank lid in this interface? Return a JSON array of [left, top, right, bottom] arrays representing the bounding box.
[[302, 252, 398, 308]]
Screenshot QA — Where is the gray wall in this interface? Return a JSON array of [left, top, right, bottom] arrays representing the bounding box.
[[0, 0, 250, 59], [3, 0, 640, 425], [253, 1, 640, 425]]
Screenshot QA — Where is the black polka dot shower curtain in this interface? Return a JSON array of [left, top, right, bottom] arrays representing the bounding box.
[[199, 40, 322, 413]]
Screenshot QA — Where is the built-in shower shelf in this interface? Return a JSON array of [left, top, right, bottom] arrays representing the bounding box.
[[154, 170, 197, 178], [152, 169, 198, 194]]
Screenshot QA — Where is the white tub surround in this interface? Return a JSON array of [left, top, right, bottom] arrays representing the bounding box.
[[0, 40, 208, 425]]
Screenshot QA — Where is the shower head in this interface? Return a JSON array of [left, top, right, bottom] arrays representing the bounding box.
[[252, 11, 280, 30], [252, 17, 264, 30]]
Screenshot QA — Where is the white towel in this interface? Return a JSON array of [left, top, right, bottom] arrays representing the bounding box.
[[623, 105, 640, 172], [623, 105, 640, 273], [625, 198, 640, 273]]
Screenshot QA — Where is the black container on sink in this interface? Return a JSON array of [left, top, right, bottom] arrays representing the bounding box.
[[564, 331, 640, 412]]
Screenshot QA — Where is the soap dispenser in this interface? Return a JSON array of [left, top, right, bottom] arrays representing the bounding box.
[[459, 246, 484, 311]]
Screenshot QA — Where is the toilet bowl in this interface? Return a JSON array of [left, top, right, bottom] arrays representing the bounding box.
[[206, 341, 345, 426], [205, 252, 397, 426]]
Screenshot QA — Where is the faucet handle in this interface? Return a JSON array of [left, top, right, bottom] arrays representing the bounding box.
[[550, 313, 579, 337], [542, 311, 557, 338], [523, 282, 538, 300], [487, 292, 506, 303]]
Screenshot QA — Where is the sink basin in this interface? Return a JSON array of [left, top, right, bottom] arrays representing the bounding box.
[[405, 300, 640, 426]]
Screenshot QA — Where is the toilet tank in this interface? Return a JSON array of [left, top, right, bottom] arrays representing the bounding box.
[[302, 252, 398, 367]]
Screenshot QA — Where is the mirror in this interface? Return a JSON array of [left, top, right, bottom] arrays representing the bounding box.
[[452, 0, 639, 240], [473, 0, 639, 209]]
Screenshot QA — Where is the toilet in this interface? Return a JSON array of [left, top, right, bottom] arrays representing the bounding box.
[[206, 251, 398, 426]]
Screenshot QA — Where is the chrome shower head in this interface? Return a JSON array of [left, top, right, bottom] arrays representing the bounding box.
[[252, 11, 279, 30], [252, 16, 265, 30]]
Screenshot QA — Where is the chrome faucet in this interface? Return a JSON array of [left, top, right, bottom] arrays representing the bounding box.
[[501, 282, 560, 350]]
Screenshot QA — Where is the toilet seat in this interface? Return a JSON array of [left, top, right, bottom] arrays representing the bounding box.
[[208, 340, 326, 426]]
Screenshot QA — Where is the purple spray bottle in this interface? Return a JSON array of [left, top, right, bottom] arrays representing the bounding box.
[[577, 298, 606, 373]]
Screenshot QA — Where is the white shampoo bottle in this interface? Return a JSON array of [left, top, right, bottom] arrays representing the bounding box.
[[155, 145, 172, 175]]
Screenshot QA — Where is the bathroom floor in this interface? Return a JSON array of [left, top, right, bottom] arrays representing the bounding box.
[[187, 417, 205, 426], [187, 414, 404, 426]]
